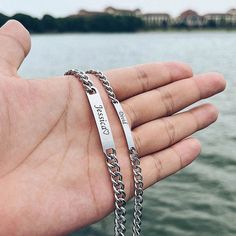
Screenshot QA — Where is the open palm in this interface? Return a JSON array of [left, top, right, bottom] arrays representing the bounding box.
[[0, 20, 226, 236]]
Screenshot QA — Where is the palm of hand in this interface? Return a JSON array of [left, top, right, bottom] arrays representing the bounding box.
[[0, 20, 226, 235], [0, 76, 126, 235]]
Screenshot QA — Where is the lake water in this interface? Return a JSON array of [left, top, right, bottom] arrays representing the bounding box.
[[19, 32, 236, 236]]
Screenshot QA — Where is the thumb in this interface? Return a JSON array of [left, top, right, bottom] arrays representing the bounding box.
[[0, 20, 31, 76]]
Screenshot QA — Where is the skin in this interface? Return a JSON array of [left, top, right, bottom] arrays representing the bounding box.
[[0, 20, 226, 236]]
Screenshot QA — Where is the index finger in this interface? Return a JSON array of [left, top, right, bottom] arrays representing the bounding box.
[[105, 61, 193, 101]]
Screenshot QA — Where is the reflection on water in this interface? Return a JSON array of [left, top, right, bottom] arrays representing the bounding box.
[[20, 32, 236, 236]]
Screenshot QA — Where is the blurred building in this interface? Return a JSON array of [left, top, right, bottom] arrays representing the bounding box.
[[228, 9, 236, 24], [142, 13, 171, 27], [176, 9, 236, 27], [77, 7, 141, 17], [78, 9, 104, 16], [203, 9, 236, 26], [77, 7, 171, 28], [177, 10, 203, 27], [104, 7, 141, 16], [228, 8, 236, 15], [203, 13, 232, 25], [75, 7, 236, 28], [105, 7, 171, 27]]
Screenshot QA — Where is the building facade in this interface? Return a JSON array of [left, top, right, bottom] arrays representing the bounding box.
[[78, 9, 104, 16], [75, 7, 236, 28], [104, 7, 141, 16], [227, 8, 236, 15], [177, 9, 236, 27], [142, 13, 171, 27], [227, 9, 236, 24], [177, 10, 203, 27], [203, 13, 233, 25]]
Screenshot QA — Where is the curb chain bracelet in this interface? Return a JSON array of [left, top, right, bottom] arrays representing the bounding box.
[[86, 70, 144, 236], [64, 69, 127, 236]]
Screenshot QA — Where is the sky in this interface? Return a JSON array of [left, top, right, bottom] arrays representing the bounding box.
[[1, 0, 236, 18]]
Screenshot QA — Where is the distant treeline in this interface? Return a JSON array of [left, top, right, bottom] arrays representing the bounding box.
[[0, 13, 144, 33], [0, 12, 235, 33]]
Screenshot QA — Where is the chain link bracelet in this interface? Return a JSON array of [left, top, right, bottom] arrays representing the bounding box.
[[64, 69, 127, 236], [86, 70, 144, 236]]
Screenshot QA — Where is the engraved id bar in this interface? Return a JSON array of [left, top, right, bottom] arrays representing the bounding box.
[[113, 101, 135, 150], [86, 88, 116, 153]]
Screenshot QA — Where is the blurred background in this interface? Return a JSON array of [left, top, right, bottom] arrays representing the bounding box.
[[1, 1, 236, 235]]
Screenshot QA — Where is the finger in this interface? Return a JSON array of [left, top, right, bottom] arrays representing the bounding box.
[[133, 103, 217, 157], [141, 137, 201, 189], [122, 72, 226, 127], [105, 61, 193, 101], [0, 20, 31, 76]]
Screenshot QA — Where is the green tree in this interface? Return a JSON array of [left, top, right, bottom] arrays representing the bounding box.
[[57, 16, 87, 32], [12, 13, 42, 33], [41, 14, 58, 32], [207, 20, 217, 28], [0, 13, 9, 27]]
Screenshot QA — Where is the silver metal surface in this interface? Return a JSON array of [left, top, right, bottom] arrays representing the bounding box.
[[87, 90, 116, 153], [113, 102, 135, 150], [86, 70, 144, 236]]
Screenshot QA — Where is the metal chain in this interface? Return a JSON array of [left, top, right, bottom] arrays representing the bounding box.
[[130, 148, 144, 236], [65, 69, 97, 94], [106, 151, 127, 236], [86, 70, 144, 236], [65, 69, 127, 236], [86, 70, 118, 104]]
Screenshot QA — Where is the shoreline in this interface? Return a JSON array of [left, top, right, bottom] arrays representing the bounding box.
[[30, 29, 236, 35]]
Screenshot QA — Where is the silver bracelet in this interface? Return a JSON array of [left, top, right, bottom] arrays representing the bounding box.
[[86, 70, 144, 236], [64, 69, 127, 236]]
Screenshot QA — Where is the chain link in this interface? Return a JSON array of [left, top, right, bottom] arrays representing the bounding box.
[[86, 70, 118, 104], [86, 70, 144, 236], [130, 148, 144, 236], [65, 69, 127, 236], [65, 69, 97, 94], [106, 151, 127, 236]]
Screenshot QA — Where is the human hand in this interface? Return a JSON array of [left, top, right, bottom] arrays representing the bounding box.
[[0, 20, 226, 235]]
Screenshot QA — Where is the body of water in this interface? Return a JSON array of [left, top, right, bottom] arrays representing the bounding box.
[[19, 32, 236, 236]]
